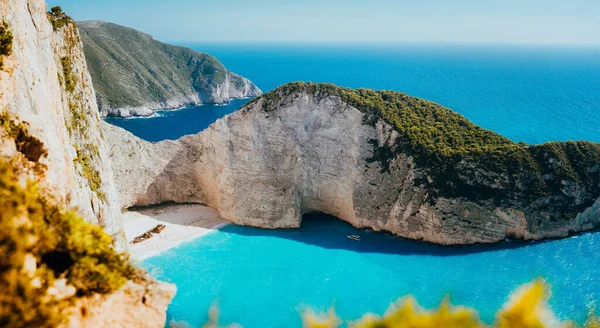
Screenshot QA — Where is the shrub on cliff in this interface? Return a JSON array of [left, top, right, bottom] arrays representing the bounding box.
[[0, 20, 13, 70], [47, 6, 74, 31], [0, 157, 138, 327]]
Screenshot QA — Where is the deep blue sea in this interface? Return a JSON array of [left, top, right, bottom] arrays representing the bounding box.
[[108, 43, 600, 144], [121, 43, 600, 327]]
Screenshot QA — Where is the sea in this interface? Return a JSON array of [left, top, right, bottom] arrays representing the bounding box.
[[107, 43, 600, 144], [106, 43, 600, 327]]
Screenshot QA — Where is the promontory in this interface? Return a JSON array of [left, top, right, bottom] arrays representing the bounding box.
[[78, 21, 262, 117], [105, 82, 600, 245]]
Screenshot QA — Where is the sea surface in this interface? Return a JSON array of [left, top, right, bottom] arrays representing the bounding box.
[[108, 43, 600, 144], [143, 216, 600, 327], [125, 43, 600, 327]]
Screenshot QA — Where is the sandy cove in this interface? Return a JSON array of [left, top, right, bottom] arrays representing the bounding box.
[[123, 203, 228, 261]]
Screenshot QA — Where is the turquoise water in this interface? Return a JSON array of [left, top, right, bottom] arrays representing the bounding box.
[[108, 43, 600, 144], [127, 44, 600, 326], [143, 215, 600, 327]]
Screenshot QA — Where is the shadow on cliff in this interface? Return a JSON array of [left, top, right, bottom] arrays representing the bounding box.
[[215, 213, 561, 256]]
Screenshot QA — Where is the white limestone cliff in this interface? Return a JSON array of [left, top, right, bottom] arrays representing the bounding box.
[[0, 0, 174, 326], [105, 90, 600, 245], [0, 0, 125, 246]]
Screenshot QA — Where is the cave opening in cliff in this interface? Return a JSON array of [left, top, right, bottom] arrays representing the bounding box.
[[300, 212, 356, 235]]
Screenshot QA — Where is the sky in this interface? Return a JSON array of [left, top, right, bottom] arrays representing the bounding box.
[[47, 0, 600, 45]]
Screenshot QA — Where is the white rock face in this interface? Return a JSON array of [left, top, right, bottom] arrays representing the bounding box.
[[62, 280, 176, 328], [102, 121, 183, 208], [0, 0, 125, 246], [101, 93, 201, 118], [204, 71, 262, 104], [107, 92, 600, 245]]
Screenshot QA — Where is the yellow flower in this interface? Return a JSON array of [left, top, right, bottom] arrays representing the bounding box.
[[302, 308, 341, 328], [351, 296, 482, 328]]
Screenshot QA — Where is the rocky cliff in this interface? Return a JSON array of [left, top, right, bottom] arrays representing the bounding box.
[[106, 82, 600, 245], [78, 21, 262, 117], [0, 1, 173, 327], [0, 1, 125, 247]]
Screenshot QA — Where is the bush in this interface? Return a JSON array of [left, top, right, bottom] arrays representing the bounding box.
[[0, 20, 13, 70], [61, 56, 77, 93], [73, 144, 106, 201], [0, 157, 137, 326], [47, 6, 73, 31], [50, 6, 64, 16]]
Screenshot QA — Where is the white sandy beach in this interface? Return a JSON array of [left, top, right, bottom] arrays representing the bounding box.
[[123, 204, 228, 261]]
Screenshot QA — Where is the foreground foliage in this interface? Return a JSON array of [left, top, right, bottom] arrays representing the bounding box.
[[0, 158, 137, 327], [200, 280, 597, 328]]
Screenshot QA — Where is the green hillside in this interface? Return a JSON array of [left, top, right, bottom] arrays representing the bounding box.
[[78, 21, 260, 116]]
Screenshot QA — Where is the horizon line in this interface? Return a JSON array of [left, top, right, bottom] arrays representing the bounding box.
[[164, 40, 600, 47]]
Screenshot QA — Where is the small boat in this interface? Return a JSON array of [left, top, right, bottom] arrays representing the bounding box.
[[149, 224, 166, 234], [132, 232, 153, 244], [347, 234, 361, 241]]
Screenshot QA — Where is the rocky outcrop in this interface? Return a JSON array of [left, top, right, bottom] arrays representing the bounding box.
[[106, 83, 600, 245], [62, 280, 176, 328], [0, 1, 174, 326], [103, 121, 183, 208], [78, 21, 262, 117]]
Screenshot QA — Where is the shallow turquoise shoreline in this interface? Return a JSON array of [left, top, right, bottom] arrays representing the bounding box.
[[143, 215, 600, 327]]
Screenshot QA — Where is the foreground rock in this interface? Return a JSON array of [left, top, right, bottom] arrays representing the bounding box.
[[62, 280, 176, 328], [79, 21, 262, 117], [107, 83, 600, 245]]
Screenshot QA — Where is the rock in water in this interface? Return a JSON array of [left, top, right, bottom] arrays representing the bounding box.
[[106, 82, 600, 245]]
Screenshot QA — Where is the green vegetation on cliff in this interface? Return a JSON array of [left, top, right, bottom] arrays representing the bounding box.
[[60, 56, 77, 93], [254, 82, 600, 213], [47, 6, 74, 31], [77, 21, 259, 115], [0, 158, 137, 327], [0, 110, 137, 327], [56, 17, 106, 202], [0, 20, 13, 70]]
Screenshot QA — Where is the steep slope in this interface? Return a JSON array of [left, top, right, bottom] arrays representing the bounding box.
[[78, 21, 262, 117], [106, 82, 600, 245], [0, 2, 173, 327], [1, 3, 125, 247]]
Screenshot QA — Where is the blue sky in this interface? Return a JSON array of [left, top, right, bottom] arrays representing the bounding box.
[[48, 0, 599, 44]]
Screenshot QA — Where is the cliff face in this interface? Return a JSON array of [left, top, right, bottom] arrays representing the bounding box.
[[78, 21, 262, 117], [106, 83, 600, 245], [0, 1, 173, 326], [0, 0, 126, 247]]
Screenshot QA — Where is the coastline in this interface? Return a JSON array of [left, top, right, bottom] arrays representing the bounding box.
[[123, 203, 228, 261], [103, 96, 258, 120]]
